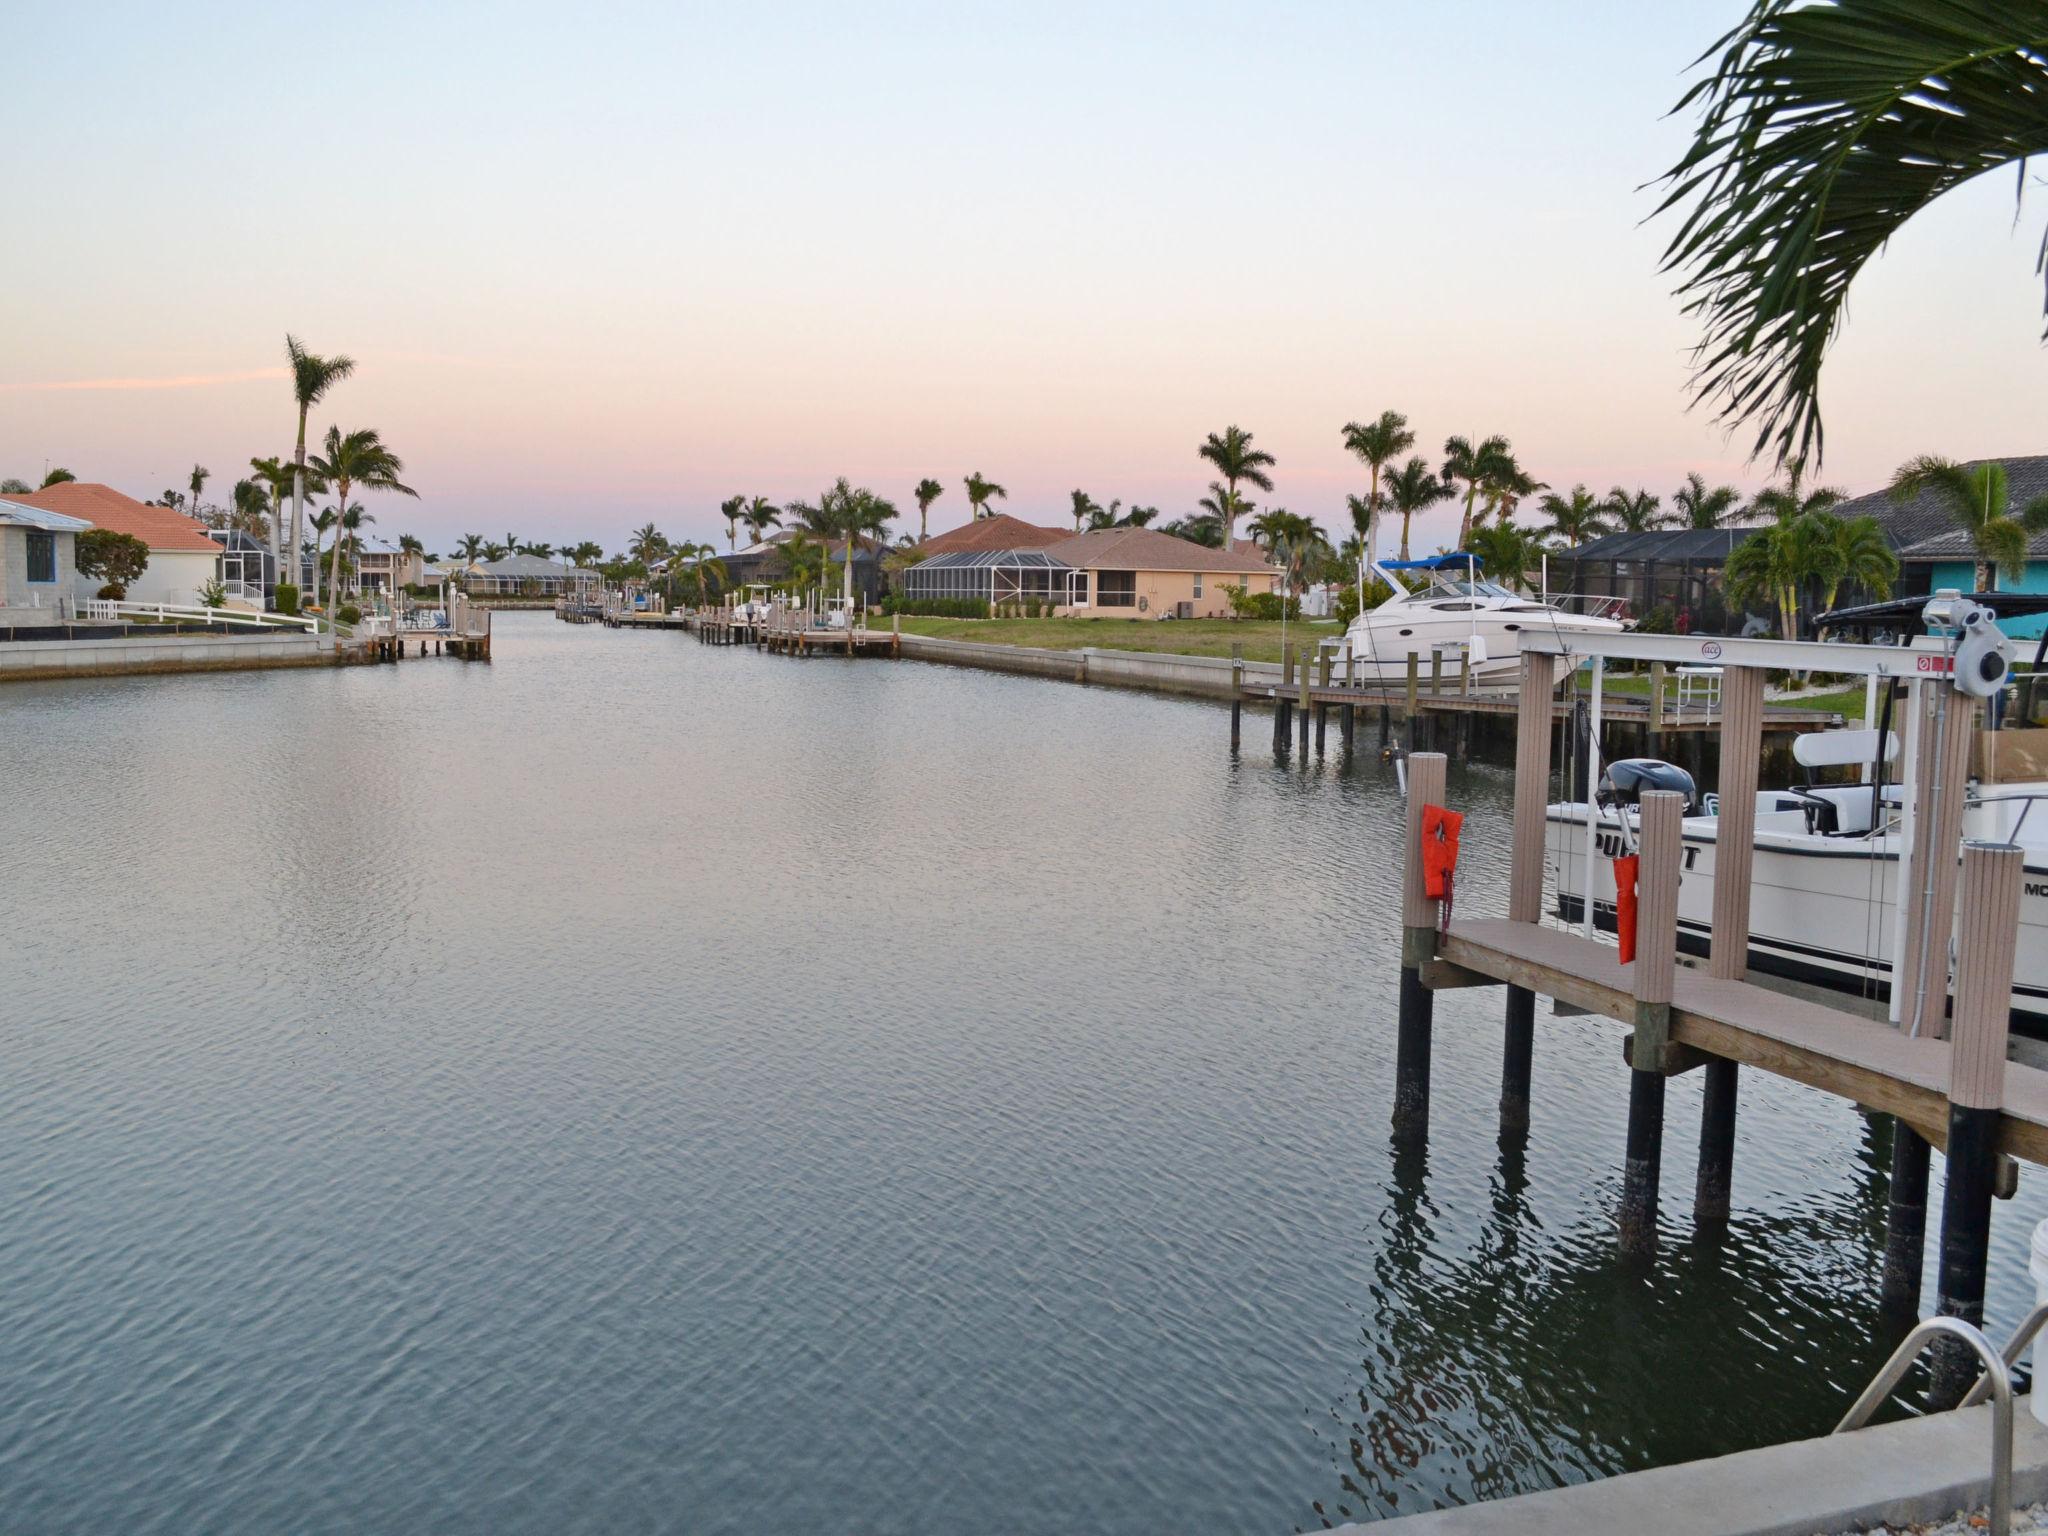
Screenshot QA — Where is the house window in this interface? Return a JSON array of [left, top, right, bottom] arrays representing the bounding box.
[[1193, 573, 1203, 598], [1096, 570, 1136, 607], [25, 531, 55, 584]]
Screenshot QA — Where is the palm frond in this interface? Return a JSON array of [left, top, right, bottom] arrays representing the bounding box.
[[1657, 0, 2048, 465]]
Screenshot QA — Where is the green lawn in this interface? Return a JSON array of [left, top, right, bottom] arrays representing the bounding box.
[[886, 615, 1338, 664]]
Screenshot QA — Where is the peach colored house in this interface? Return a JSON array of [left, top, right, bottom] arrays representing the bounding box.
[[1045, 528, 1277, 619]]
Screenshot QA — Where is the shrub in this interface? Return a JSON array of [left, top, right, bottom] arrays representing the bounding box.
[[273, 582, 300, 615], [338, 602, 363, 625], [1227, 588, 1300, 621], [198, 577, 228, 608], [96, 582, 126, 600], [1332, 579, 1395, 627], [1636, 603, 1677, 635], [76, 529, 150, 592]]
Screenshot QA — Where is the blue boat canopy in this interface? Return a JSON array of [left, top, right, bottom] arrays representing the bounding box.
[[1382, 552, 1482, 572]]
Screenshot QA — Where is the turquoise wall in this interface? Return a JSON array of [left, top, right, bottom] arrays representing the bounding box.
[[1927, 559, 2047, 641]]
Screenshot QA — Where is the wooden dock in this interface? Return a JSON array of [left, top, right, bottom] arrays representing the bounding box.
[[1394, 629, 2029, 1407]]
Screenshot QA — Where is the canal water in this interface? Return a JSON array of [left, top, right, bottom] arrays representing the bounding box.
[[2, 612, 2041, 1534]]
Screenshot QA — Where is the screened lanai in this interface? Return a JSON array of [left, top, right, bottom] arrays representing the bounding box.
[[901, 549, 1082, 606]]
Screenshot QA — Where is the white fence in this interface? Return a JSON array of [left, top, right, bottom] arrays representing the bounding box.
[[83, 599, 321, 632]]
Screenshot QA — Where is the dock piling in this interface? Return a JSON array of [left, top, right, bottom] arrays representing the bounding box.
[[1930, 841, 2024, 1403], [1503, 652, 1557, 1134], [1395, 752, 1448, 1144], [1699, 665, 1764, 1228], [1229, 644, 1243, 752], [1619, 789, 1684, 1257]]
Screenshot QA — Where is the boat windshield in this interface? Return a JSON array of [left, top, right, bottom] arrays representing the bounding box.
[[1422, 573, 1520, 602]]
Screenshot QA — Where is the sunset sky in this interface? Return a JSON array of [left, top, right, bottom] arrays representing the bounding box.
[[3, 0, 2041, 555]]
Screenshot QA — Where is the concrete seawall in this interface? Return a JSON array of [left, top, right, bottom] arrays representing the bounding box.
[[0, 631, 345, 684], [897, 632, 1284, 700]]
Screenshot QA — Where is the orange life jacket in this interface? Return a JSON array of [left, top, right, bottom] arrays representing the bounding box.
[[1421, 804, 1462, 906]]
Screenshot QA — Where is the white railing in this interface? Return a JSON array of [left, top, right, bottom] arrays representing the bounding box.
[[83, 599, 321, 632]]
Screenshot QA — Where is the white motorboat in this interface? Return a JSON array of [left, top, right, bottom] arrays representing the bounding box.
[[1545, 727, 2048, 1030], [1336, 553, 1631, 685]]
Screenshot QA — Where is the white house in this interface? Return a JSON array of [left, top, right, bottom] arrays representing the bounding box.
[[7, 482, 222, 607]]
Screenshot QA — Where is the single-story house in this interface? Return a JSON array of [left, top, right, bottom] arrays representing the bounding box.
[[0, 498, 91, 625], [7, 481, 222, 608], [460, 553, 598, 597], [900, 525, 1278, 617]]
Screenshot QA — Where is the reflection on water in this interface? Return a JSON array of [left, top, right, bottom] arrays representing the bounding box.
[[0, 613, 2038, 1536]]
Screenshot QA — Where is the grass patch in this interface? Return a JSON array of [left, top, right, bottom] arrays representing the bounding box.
[[886, 615, 1336, 664]]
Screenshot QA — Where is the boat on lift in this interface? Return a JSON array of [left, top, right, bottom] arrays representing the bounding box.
[[1336, 552, 1631, 685]]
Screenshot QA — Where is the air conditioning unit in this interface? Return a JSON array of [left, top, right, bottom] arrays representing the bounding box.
[[1176, 601, 1194, 620]]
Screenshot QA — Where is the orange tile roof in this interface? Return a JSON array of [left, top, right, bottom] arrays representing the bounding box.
[[9, 482, 222, 553], [919, 513, 1069, 555]]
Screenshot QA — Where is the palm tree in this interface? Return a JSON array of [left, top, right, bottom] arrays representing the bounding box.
[[1889, 456, 2048, 592], [1197, 426, 1276, 550], [1534, 484, 1612, 548], [1382, 456, 1452, 561], [1197, 482, 1254, 547], [1466, 521, 1553, 594], [1657, 0, 2048, 465], [248, 455, 299, 593], [526, 542, 556, 561], [1602, 486, 1664, 534], [1481, 460, 1544, 529], [1748, 462, 1843, 525], [1068, 489, 1101, 532], [964, 471, 1006, 520], [307, 506, 341, 603], [1671, 471, 1743, 530], [229, 478, 271, 540], [1163, 512, 1224, 548], [566, 540, 604, 567], [742, 495, 781, 546], [913, 478, 945, 543], [285, 335, 355, 606], [1441, 435, 1513, 546], [1123, 505, 1159, 527], [455, 533, 487, 564], [1724, 518, 1819, 640], [1252, 511, 1330, 599], [307, 427, 419, 614], [481, 541, 511, 562], [187, 464, 210, 520], [776, 530, 831, 595], [1808, 513, 1899, 624], [40, 467, 76, 488], [793, 479, 896, 609], [719, 494, 746, 552], [628, 522, 667, 566], [1341, 411, 1415, 566], [398, 533, 425, 563]]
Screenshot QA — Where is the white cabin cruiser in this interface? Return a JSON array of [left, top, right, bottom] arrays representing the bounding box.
[[1337, 553, 1631, 685]]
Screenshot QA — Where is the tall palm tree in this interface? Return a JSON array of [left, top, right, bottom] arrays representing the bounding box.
[[456, 533, 487, 564], [1197, 482, 1253, 546], [482, 541, 511, 562], [285, 335, 355, 605], [1748, 462, 1843, 524], [1657, 0, 2048, 465], [742, 495, 781, 546], [1482, 460, 1544, 528], [1382, 456, 1452, 561], [1671, 471, 1743, 530], [187, 464, 210, 520], [1466, 521, 1553, 594], [1534, 484, 1612, 548], [1068, 489, 1101, 532], [1724, 517, 1823, 639], [307, 427, 419, 614], [1197, 425, 1276, 550], [1441, 434, 1513, 546], [1341, 411, 1415, 566], [1251, 510, 1330, 599], [1889, 455, 2048, 592], [526, 542, 555, 561], [913, 478, 945, 543], [566, 540, 605, 567], [1163, 512, 1224, 548], [719, 494, 746, 551], [229, 478, 271, 540], [249, 455, 300, 594], [1602, 486, 1664, 534], [628, 522, 667, 567], [964, 471, 1006, 520]]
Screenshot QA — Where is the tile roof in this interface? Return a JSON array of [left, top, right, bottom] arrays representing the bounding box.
[[918, 514, 1069, 555], [6, 482, 221, 553], [1830, 454, 2048, 556], [1045, 526, 1277, 574]]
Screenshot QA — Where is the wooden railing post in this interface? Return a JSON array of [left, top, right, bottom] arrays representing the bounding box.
[[1395, 752, 1448, 1144], [1698, 663, 1764, 1231], [1501, 651, 1557, 1134], [1620, 789, 1683, 1256], [1930, 841, 2024, 1404]]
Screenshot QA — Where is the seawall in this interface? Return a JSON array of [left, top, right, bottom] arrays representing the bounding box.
[[0, 631, 347, 684], [897, 632, 1284, 699]]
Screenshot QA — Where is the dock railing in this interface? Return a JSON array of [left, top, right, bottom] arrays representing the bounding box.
[[1402, 625, 2036, 1414]]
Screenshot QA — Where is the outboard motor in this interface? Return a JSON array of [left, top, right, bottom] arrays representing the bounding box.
[[1597, 758, 1697, 813]]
